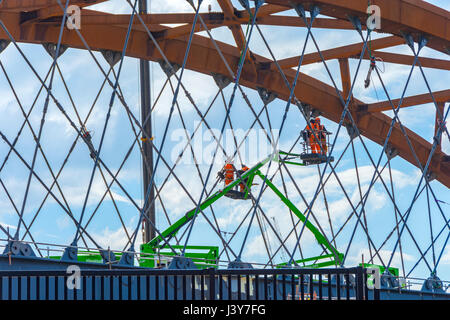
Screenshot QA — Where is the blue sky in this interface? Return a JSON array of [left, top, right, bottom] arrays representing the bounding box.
[[0, 0, 448, 285]]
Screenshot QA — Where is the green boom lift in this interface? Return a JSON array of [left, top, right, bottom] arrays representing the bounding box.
[[140, 151, 343, 269], [49, 151, 343, 269]]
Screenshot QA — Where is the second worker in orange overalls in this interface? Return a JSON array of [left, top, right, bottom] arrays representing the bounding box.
[[304, 117, 328, 155]]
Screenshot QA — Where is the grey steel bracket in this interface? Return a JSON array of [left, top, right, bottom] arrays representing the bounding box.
[[228, 259, 253, 269], [237, 0, 249, 10], [296, 101, 311, 119], [239, 0, 265, 11], [61, 244, 78, 262], [101, 50, 122, 67], [185, 0, 195, 7], [2, 240, 36, 257], [99, 249, 117, 265], [384, 144, 399, 160], [309, 5, 320, 21], [291, 3, 305, 19], [425, 171, 436, 183], [167, 256, 197, 269], [345, 123, 359, 140], [292, 3, 320, 21], [42, 43, 68, 59], [212, 72, 232, 90], [380, 270, 399, 289], [257, 86, 277, 105], [296, 101, 321, 121], [421, 274, 444, 293], [158, 60, 181, 78], [310, 108, 321, 119], [348, 15, 363, 35], [417, 35, 428, 51], [0, 40, 10, 54], [401, 32, 415, 51], [401, 32, 428, 52], [118, 250, 135, 266]]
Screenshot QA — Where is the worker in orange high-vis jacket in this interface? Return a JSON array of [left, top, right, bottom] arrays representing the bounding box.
[[223, 162, 235, 186], [237, 165, 250, 193], [305, 118, 320, 154], [316, 117, 328, 155], [305, 117, 327, 155]]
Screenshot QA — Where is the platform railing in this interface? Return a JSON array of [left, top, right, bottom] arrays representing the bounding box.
[[0, 266, 371, 301]]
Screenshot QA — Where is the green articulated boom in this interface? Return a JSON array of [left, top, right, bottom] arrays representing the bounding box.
[[49, 151, 344, 269], [140, 151, 344, 269]]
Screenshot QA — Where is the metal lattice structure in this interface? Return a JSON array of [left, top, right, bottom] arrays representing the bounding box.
[[0, 0, 448, 297]]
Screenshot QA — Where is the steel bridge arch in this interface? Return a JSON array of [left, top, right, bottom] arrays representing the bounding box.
[[0, 0, 448, 188]]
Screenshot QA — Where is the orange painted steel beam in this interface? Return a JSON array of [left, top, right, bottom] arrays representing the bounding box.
[[256, 16, 360, 29], [361, 51, 450, 71], [338, 58, 352, 103], [76, 3, 290, 26], [217, 0, 256, 74], [246, 3, 290, 18], [274, 36, 405, 70], [19, 5, 64, 24], [44, 8, 438, 75], [218, 0, 246, 44], [78, 10, 225, 26], [65, 12, 354, 31], [266, 0, 450, 54], [152, 22, 204, 41], [0, 5, 448, 187], [359, 89, 450, 113], [0, 0, 106, 11]]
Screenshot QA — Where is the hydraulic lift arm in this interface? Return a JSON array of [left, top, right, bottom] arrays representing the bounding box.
[[146, 151, 342, 267], [146, 154, 274, 248], [254, 169, 342, 265]]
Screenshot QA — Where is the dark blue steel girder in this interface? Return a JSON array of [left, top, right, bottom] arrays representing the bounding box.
[[0, 260, 448, 301]]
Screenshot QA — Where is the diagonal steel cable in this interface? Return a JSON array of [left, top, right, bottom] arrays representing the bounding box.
[[0, 178, 42, 256], [0, 11, 156, 255], [181, 0, 264, 257], [385, 105, 450, 271], [387, 159, 406, 277], [254, 14, 383, 266], [21, 67, 114, 245], [0, 131, 104, 249], [165, 77, 235, 259], [425, 184, 437, 269], [72, 0, 140, 245], [15, 0, 71, 239], [351, 32, 449, 269], [406, 219, 449, 277], [237, 5, 320, 262], [287, 16, 372, 266], [128, 0, 205, 251], [341, 37, 427, 262]]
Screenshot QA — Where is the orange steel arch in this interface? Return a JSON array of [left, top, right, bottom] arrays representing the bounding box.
[[0, 0, 449, 187]]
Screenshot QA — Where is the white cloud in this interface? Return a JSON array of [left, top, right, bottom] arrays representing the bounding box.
[[347, 247, 415, 270], [151, 69, 219, 117], [88, 0, 221, 15], [90, 224, 137, 251], [441, 247, 450, 265]]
